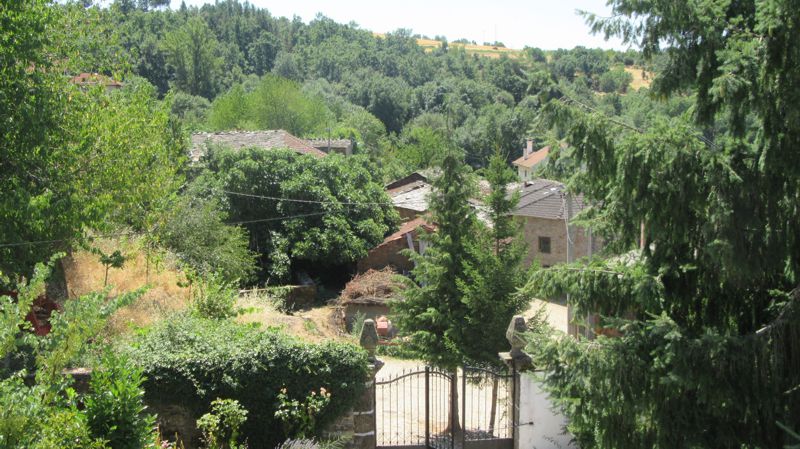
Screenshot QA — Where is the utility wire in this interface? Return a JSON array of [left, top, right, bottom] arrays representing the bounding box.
[[217, 188, 422, 207], [0, 211, 337, 249]]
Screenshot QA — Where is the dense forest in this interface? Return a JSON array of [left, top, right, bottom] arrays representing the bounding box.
[[64, 0, 673, 174]]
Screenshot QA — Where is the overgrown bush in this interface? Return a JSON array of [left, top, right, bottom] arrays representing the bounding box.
[[191, 272, 239, 319], [127, 316, 369, 448], [85, 352, 155, 449], [156, 191, 256, 285], [0, 258, 154, 449]]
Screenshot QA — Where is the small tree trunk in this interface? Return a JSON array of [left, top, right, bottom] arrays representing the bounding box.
[[104, 265, 109, 287], [488, 377, 499, 434], [446, 369, 463, 447], [145, 244, 150, 284]]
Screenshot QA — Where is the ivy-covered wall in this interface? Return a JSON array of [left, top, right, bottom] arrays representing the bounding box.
[[126, 316, 369, 448]]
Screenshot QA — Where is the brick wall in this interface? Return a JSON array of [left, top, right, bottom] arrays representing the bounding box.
[[356, 238, 414, 274], [520, 216, 601, 267]]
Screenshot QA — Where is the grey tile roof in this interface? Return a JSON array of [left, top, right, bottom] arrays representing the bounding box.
[[305, 138, 353, 153], [389, 182, 431, 212], [189, 130, 326, 162], [513, 179, 586, 220]]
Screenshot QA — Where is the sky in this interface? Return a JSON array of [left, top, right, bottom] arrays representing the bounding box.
[[170, 0, 629, 51]]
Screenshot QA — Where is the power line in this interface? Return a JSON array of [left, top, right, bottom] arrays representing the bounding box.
[[218, 188, 424, 207], [227, 211, 330, 225], [0, 211, 337, 249]]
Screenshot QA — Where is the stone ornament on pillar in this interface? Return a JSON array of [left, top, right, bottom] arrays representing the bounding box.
[[360, 319, 379, 362], [353, 319, 383, 449], [499, 315, 533, 449], [500, 315, 533, 371]]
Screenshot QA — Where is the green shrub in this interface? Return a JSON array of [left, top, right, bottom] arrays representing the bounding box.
[[197, 398, 248, 449], [85, 352, 155, 449], [127, 316, 369, 448], [348, 311, 366, 339], [34, 409, 108, 449], [275, 387, 330, 438], [191, 273, 239, 320]]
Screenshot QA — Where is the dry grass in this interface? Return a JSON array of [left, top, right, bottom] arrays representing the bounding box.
[[235, 290, 346, 343], [416, 37, 523, 59], [340, 268, 403, 302], [62, 236, 191, 335], [625, 66, 654, 91], [373, 33, 523, 59]]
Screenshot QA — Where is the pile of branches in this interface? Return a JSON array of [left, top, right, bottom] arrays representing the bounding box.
[[340, 268, 404, 302]]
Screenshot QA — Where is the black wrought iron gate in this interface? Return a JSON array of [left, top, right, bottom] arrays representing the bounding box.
[[375, 366, 514, 449]]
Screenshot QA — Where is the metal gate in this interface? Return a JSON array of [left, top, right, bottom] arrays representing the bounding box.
[[375, 366, 514, 449]]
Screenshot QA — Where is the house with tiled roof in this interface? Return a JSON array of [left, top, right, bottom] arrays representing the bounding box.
[[512, 179, 601, 267], [305, 138, 354, 156], [189, 130, 327, 162], [69, 72, 123, 90], [385, 173, 433, 221], [512, 140, 550, 181], [356, 217, 435, 274]]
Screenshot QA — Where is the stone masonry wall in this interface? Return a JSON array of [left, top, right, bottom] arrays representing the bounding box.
[[521, 216, 601, 267]]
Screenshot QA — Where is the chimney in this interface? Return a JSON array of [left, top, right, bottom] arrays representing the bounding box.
[[523, 139, 534, 159]]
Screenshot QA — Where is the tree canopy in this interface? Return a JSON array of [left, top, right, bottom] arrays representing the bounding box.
[[0, 0, 184, 278], [200, 147, 398, 281], [523, 1, 800, 447]]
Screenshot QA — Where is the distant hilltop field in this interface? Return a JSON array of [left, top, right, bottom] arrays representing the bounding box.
[[373, 32, 523, 58], [415, 37, 524, 58]]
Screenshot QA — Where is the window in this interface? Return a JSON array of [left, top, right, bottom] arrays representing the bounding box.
[[538, 236, 551, 254]]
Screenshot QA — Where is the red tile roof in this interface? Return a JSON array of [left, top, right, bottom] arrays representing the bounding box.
[[379, 217, 435, 246], [512, 146, 550, 169]]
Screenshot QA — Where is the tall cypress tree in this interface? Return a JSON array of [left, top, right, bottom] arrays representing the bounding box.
[[395, 150, 479, 369], [523, 1, 800, 447], [459, 152, 528, 365]]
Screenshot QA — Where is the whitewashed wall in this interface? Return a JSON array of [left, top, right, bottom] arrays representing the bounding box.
[[517, 371, 576, 449]]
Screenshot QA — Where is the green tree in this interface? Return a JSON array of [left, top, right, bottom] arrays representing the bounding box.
[[523, 1, 800, 447], [156, 189, 257, 284], [394, 151, 479, 369], [206, 148, 397, 278], [598, 67, 633, 93], [207, 75, 332, 135], [459, 154, 528, 363], [396, 124, 450, 170], [0, 0, 183, 278], [163, 16, 223, 98]]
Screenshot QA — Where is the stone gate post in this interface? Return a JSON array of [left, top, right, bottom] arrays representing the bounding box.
[[353, 319, 384, 449], [499, 315, 533, 449]]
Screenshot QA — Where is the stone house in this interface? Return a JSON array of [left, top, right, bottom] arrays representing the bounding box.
[[511, 140, 550, 182], [189, 130, 327, 163], [356, 217, 434, 274], [385, 172, 432, 221], [512, 179, 601, 267], [69, 72, 124, 91], [305, 138, 354, 156]]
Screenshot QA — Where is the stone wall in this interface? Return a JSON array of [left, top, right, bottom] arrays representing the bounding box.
[[520, 216, 601, 267]]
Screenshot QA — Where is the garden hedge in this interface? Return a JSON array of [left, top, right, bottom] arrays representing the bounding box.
[[127, 316, 369, 448]]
